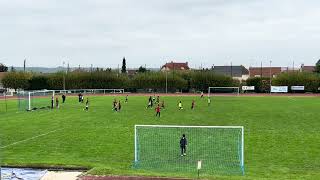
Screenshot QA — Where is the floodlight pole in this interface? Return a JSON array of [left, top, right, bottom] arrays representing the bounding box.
[[269, 60, 272, 94], [63, 61, 66, 90]]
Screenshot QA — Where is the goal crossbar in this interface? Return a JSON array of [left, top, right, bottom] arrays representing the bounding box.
[[135, 125, 243, 128]]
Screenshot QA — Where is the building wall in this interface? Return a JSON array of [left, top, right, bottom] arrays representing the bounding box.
[[249, 67, 282, 78]]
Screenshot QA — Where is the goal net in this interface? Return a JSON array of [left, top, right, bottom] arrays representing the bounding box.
[[17, 90, 55, 111], [134, 125, 244, 175], [208, 87, 240, 96], [0, 90, 7, 113]]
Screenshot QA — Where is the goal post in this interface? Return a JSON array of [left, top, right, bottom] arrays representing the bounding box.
[[208, 87, 240, 96], [17, 90, 55, 111], [134, 125, 244, 175]]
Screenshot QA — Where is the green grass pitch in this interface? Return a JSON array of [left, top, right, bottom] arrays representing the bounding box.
[[0, 95, 320, 179]]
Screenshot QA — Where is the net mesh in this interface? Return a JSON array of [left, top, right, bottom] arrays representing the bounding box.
[[18, 91, 54, 111], [134, 126, 244, 175], [0, 92, 6, 113], [208, 87, 239, 96]]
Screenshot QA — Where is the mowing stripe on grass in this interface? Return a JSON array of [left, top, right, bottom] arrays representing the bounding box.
[[0, 128, 65, 149], [287, 97, 297, 101]]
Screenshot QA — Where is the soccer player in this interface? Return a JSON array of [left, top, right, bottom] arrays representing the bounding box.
[[156, 96, 160, 104], [152, 94, 156, 102], [150, 98, 153, 107], [191, 100, 195, 110], [113, 99, 117, 111], [78, 93, 82, 102], [155, 104, 161, 117], [84, 98, 89, 111], [180, 134, 187, 156], [56, 97, 59, 109], [51, 96, 54, 109], [200, 91, 204, 98], [62, 94, 66, 103], [178, 101, 183, 110], [125, 95, 128, 103], [147, 96, 153, 108], [146, 101, 152, 109], [161, 100, 165, 109], [118, 100, 122, 111], [81, 95, 84, 103], [208, 97, 211, 106]]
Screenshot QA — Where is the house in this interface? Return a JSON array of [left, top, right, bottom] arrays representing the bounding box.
[[300, 64, 315, 73], [249, 67, 282, 78], [127, 69, 138, 76], [161, 61, 190, 71], [212, 65, 249, 81]]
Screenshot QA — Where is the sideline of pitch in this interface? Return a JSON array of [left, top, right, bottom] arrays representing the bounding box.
[[0, 128, 65, 149]]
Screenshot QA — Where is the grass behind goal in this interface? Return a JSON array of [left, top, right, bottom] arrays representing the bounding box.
[[135, 125, 244, 175]]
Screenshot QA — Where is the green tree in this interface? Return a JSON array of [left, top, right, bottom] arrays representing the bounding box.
[[315, 59, 320, 73], [121, 57, 126, 74], [0, 63, 8, 72], [138, 66, 147, 73], [1, 72, 30, 90]]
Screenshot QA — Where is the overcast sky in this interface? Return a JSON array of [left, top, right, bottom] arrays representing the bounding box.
[[1, 0, 320, 68]]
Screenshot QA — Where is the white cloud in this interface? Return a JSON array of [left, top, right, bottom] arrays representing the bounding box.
[[0, 0, 320, 68]]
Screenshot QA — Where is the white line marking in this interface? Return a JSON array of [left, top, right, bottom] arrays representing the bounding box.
[[0, 128, 65, 149]]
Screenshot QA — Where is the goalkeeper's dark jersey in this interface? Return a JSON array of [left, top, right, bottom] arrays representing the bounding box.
[[180, 137, 187, 147]]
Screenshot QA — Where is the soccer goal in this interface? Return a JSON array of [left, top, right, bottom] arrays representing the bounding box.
[[0, 91, 8, 113], [134, 125, 244, 175], [54, 89, 125, 95], [208, 87, 240, 96], [17, 90, 55, 111]]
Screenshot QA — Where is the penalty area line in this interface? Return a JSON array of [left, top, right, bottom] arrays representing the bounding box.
[[0, 128, 65, 149]]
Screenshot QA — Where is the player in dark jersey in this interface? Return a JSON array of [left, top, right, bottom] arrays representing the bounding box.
[[180, 134, 187, 156]]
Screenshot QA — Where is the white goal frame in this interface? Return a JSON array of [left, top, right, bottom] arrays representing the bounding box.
[[208, 87, 240, 96], [19, 90, 55, 111], [134, 125, 244, 170]]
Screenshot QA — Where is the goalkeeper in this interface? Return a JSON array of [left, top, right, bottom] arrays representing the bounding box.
[[180, 134, 187, 156]]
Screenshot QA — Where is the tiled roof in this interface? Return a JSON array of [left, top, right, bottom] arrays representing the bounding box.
[[162, 62, 190, 70]]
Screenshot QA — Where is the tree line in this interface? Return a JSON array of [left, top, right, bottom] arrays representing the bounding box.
[[245, 72, 320, 93], [1, 71, 238, 92], [1, 70, 320, 93]]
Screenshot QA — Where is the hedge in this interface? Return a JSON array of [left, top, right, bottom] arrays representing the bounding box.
[[2, 71, 319, 93], [272, 72, 320, 92]]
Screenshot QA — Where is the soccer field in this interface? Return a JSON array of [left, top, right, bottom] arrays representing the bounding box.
[[0, 95, 320, 179]]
